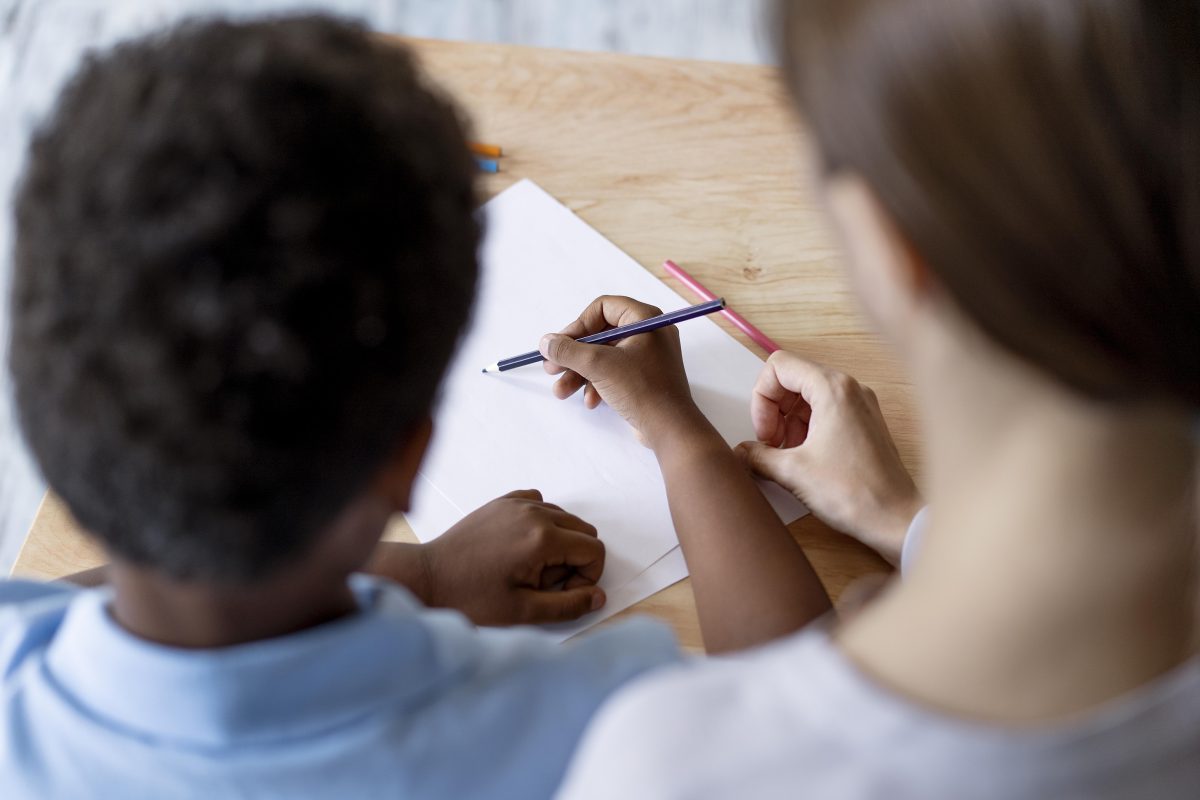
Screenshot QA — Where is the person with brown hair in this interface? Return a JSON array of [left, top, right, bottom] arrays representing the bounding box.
[[548, 1, 1200, 796]]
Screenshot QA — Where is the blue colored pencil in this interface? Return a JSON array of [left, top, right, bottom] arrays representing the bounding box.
[[475, 157, 499, 173], [482, 298, 726, 374]]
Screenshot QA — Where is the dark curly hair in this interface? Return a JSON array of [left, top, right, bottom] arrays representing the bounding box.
[[11, 15, 481, 582]]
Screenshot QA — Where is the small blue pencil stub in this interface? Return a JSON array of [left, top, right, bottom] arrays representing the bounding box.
[[475, 157, 499, 174]]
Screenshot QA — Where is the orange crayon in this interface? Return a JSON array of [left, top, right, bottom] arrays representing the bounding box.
[[469, 141, 503, 158]]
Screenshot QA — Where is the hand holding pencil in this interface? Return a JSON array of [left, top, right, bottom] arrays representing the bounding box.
[[538, 295, 710, 449], [484, 298, 724, 373]]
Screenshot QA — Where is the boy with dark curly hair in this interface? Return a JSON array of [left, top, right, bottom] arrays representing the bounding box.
[[0, 16, 677, 798]]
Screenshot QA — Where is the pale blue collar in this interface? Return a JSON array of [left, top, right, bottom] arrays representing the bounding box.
[[44, 575, 467, 749]]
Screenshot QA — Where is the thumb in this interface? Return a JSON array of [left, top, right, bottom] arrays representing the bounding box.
[[735, 440, 795, 486], [539, 334, 605, 379], [520, 585, 606, 624]]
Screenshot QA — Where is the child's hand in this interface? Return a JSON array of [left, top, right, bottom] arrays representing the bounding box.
[[421, 489, 606, 625], [538, 295, 706, 448], [734, 351, 922, 566]]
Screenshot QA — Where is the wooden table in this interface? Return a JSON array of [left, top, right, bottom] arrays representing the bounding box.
[[11, 39, 920, 651]]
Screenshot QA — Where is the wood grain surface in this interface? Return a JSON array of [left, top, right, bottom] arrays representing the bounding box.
[[11, 39, 920, 651]]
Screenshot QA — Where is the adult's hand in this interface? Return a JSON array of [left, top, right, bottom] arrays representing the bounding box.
[[736, 351, 922, 566]]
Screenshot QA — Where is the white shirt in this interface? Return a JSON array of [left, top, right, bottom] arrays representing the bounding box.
[[557, 511, 1200, 800]]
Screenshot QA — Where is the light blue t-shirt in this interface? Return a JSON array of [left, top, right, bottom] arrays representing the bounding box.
[[0, 575, 679, 799]]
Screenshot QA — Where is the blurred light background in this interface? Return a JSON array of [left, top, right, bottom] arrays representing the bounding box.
[[0, 0, 770, 573]]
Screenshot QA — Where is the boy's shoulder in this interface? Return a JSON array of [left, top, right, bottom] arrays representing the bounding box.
[[0, 579, 78, 607], [0, 574, 681, 703], [0, 576, 680, 799], [363, 576, 682, 796], [0, 579, 79, 672]]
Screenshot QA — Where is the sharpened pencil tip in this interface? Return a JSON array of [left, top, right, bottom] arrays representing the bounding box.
[[482, 364, 500, 374]]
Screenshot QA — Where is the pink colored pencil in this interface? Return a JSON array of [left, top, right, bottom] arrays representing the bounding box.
[[663, 260, 781, 354]]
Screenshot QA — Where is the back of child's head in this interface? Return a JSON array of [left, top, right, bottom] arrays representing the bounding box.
[[11, 15, 480, 582], [776, 0, 1200, 411]]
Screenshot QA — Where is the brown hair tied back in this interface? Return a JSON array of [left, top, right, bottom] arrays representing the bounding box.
[[777, 0, 1200, 409]]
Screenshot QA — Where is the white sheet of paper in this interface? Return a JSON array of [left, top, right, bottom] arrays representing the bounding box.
[[404, 179, 806, 635]]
